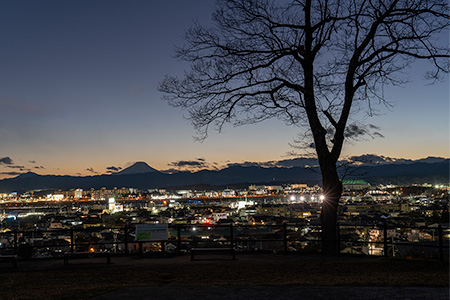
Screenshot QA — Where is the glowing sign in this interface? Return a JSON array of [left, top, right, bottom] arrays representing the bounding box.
[[135, 224, 168, 241]]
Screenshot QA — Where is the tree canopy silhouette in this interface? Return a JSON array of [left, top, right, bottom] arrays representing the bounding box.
[[160, 0, 449, 253]]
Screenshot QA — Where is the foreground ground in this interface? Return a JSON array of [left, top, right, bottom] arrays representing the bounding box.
[[0, 253, 448, 300]]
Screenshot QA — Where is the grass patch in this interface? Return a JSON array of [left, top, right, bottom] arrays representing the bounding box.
[[0, 255, 448, 300]]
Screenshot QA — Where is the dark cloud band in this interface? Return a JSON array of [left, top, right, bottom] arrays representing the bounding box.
[[0, 157, 13, 165]]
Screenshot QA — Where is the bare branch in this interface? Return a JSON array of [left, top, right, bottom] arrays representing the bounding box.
[[159, 0, 449, 168]]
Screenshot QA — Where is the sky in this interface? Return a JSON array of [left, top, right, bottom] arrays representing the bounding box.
[[0, 0, 448, 179]]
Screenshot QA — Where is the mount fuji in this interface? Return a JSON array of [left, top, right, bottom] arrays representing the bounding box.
[[114, 162, 159, 175]]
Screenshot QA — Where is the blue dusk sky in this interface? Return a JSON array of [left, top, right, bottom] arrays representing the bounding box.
[[0, 0, 448, 179]]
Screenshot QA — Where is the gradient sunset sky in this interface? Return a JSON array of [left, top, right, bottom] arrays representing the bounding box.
[[0, 0, 448, 179]]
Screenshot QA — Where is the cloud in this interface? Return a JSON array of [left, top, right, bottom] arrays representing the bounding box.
[[346, 154, 417, 165], [86, 167, 97, 173], [106, 166, 122, 171], [225, 159, 320, 169], [344, 124, 368, 139], [274, 158, 320, 168], [168, 158, 210, 169], [106, 166, 122, 173], [34, 166, 45, 169], [0, 171, 22, 176], [6, 165, 30, 172], [29, 160, 36, 164], [373, 132, 385, 138], [169, 160, 205, 167], [160, 168, 184, 174], [344, 124, 385, 140], [226, 161, 262, 168], [349, 154, 389, 164], [0, 157, 13, 165]]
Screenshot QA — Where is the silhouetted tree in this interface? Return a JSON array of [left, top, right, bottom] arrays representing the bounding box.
[[160, 0, 449, 253]]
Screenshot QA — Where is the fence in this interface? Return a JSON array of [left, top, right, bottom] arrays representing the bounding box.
[[0, 222, 448, 261]]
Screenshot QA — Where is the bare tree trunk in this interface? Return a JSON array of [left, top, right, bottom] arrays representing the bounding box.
[[319, 158, 343, 255]]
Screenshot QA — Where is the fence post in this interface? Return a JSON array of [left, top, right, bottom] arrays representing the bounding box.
[[177, 225, 181, 254], [13, 230, 18, 255], [283, 223, 288, 255], [124, 224, 129, 255], [383, 221, 388, 258], [336, 222, 340, 255], [70, 227, 74, 253], [438, 225, 443, 261], [229, 223, 234, 249]]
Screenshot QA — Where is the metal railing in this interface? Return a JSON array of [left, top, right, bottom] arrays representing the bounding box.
[[0, 222, 448, 261]]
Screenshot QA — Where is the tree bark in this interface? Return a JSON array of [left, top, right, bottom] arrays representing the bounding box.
[[319, 157, 343, 255]]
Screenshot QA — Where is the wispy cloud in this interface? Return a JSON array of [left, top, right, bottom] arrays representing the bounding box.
[[168, 157, 209, 169], [0, 172, 21, 176], [86, 167, 97, 174], [5, 165, 31, 172], [226, 161, 261, 168], [7, 165, 25, 169], [169, 160, 206, 168], [106, 166, 122, 173], [0, 157, 13, 165], [166, 158, 219, 172]]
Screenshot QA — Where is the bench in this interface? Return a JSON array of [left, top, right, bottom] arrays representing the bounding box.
[[0, 255, 18, 268], [190, 248, 235, 261], [63, 252, 111, 265]]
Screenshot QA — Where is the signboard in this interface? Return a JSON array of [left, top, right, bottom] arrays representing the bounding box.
[[135, 224, 168, 241]]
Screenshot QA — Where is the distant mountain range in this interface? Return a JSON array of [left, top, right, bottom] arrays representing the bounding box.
[[0, 157, 448, 193]]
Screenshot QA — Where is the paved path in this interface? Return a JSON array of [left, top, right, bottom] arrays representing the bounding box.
[[91, 286, 449, 300]]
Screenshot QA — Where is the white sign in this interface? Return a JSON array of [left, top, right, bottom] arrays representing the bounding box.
[[135, 224, 168, 241]]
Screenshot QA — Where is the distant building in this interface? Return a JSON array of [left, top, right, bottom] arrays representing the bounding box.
[[74, 189, 83, 199], [290, 184, 308, 189], [221, 189, 236, 197], [256, 204, 289, 217], [343, 179, 370, 191]]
